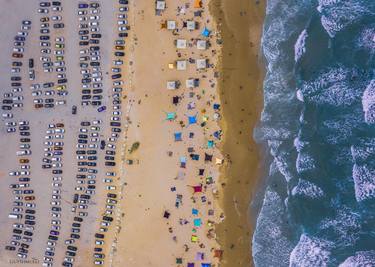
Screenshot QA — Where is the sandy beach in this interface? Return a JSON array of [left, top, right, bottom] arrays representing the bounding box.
[[210, 0, 266, 266], [110, 0, 224, 266]]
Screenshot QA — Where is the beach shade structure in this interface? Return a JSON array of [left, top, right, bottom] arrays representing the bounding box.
[[192, 185, 203, 193], [180, 156, 187, 168], [194, 0, 203, 8], [174, 132, 182, 141], [207, 140, 214, 148], [199, 169, 204, 175], [187, 114, 198, 125], [188, 263, 195, 267], [163, 211, 170, 219], [194, 10, 202, 17], [196, 252, 204, 260], [165, 112, 176, 121], [176, 39, 187, 49], [156, 1, 166, 10], [167, 80, 180, 90], [186, 78, 199, 88], [213, 130, 222, 140], [187, 20, 197, 31], [173, 96, 180, 105], [191, 235, 199, 243], [196, 59, 207, 69], [194, 218, 202, 227], [204, 153, 213, 162], [213, 103, 220, 110], [192, 208, 199, 215], [177, 60, 187, 70], [176, 258, 183, 264], [197, 40, 207, 50], [167, 20, 176, 30], [201, 27, 211, 37]]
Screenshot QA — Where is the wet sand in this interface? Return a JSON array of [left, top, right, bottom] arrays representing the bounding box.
[[210, 0, 266, 266]]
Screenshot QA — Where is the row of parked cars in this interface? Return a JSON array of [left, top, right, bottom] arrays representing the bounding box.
[[2, 20, 32, 122], [90, 0, 130, 264], [77, 1, 104, 107], [35, 0, 68, 109], [5, 120, 36, 259]]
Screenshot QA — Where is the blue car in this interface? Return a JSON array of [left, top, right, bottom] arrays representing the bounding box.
[[78, 3, 88, 8], [97, 106, 106, 112]]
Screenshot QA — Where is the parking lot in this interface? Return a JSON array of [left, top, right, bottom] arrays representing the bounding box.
[[0, 0, 129, 266]]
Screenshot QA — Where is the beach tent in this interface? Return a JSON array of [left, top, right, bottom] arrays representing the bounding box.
[[201, 27, 211, 37], [213, 130, 222, 139], [187, 21, 197, 31], [214, 250, 223, 259], [167, 20, 176, 30], [204, 153, 213, 162], [190, 154, 199, 160], [197, 40, 207, 50], [156, 1, 166, 10], [165, 112, 176, 121], [168, 63, 175, 69], [194, 10, 202, 17], [201, 264, 211, 267], [196, 59, 207, 69], [167, 80, 179, 90], [174, 132, 182, 141], [199, 169, 204, 175], [177, 60, 187, 70], [207, 140, 214, 148], [194, 0, 203, 8], [176, 258, 183, 264], [191, 235, 198, 242], [176, 39, 187, 49], [194, 218, 202, 227], [173, 96, 180, 105], [192, 185, 202, 193], [187, 102, 195, 110], [206, 176, 213, 184], [189, 132, 195, 138], [187, 114, 197, 125], [192, 208, 199, 215]]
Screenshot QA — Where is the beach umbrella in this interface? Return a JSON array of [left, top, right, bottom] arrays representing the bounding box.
[[201, 27, 211, 37], [165, 112, 176, 121], [187, 263, 195, 267], [194, 218, 202, 227], [174, 132, 182, 141]]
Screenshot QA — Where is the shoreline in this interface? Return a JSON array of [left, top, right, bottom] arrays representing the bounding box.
[[210, 0, 266, 266]]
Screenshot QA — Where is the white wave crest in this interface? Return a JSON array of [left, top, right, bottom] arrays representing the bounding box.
[[253, 188, 294, 267], [296, 151, 317, 173], [291, 179, 324, 199], [352, 164, 375, 202], [339, 251, 375, 267], [289, 234, 334, 267], [362, 80, 375, 124], [295, 30, 308, 62], [351, 138, 375, 162]]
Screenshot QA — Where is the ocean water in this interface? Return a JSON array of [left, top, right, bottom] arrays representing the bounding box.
[[252, 0, 375, 266]]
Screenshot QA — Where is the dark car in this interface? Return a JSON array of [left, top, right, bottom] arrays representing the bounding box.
[[100, 140, 106, 150], [11, 76, 22, 81], [114, 52, 125, 57], [79, 41, 89, 46], [40, 35, 50, 40], [78, 3, 88, 8], [72, 105, 77, 115], [90, 61, 100, 66], [70, 234, 80, 239], [105, 161, 115, 166], [91, 101, 101, 106], [53, 23, 64, 29], [119, 32, 128, 38], [72, 223, 81, 228], [73, 217, 83, 222], [19, 177, 30, 182], [25, 209, 35, 214], [25, 220, 35, 225], [28, 59, 34, 68], [97, 106, 106, 112], [111, 74, 122, 79], [52, 170, 62, 174], [78, 134, 88, 139], [95, 233, 104, 239], [119, 0, 128, 4], [78, 139, 88, 144], [20, 138, 30, 142], [87, 162, 97, 167], [110, 122, 121, 127], [24, 231, 33, 236], [48, 235, 58, 241], [2, 105, 12, 110], [5, 246, 16, 251], [66, 251, 76, 257], [105, 156, 115, 161], [90, 46, 100, 51], [67, 245, 77, 251], [107, 193, 117, 198], [91, 34, 102, 38]]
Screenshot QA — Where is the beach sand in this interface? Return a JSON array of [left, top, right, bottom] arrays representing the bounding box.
[[210, 0, 266, 266], [110, 0, 223, 266]]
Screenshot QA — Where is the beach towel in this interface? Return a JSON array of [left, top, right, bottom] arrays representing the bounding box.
[[166, 112, 176, 121], [192, 185, 202, 193], [192, 208, 199, 215]]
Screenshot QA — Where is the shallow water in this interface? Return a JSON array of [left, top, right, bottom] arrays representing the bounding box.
[[252, 0, 375, 266]]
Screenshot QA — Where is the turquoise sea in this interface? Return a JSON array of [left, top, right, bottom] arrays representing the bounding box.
[[252, 0, 375, 266]]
